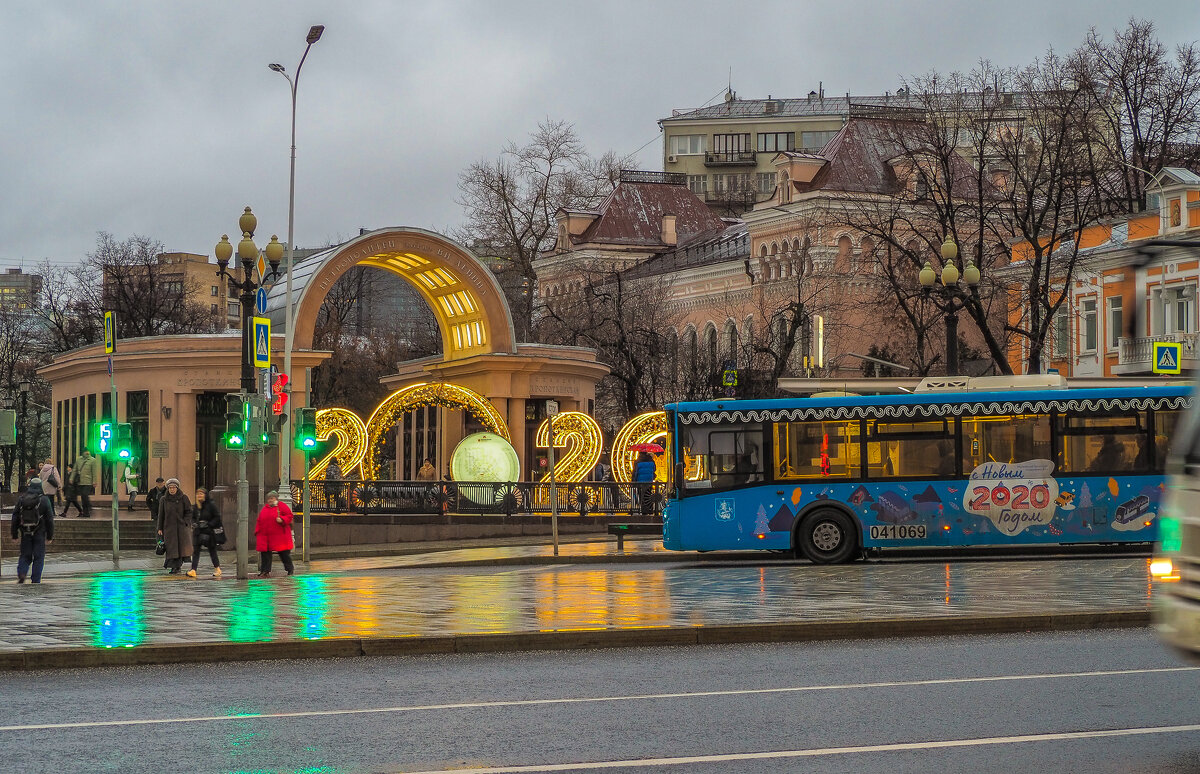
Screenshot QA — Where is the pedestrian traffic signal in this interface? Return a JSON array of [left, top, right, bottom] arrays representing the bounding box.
[[224, 394, 246, 451], [245, 395, 267, 452], [115, 423, 133, 460], [91, 421, 114, 456], [295, 407, 318, 451], [272, 373, 289, 415]]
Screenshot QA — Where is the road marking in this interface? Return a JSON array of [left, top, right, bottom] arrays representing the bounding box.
[[0, 665, 1195, 733], [398, 724, 1200, 773]]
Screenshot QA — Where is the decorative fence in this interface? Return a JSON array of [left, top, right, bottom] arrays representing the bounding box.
[[288, 479, 666, 518]]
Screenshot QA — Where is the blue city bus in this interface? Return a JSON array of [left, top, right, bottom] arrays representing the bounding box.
[[662, 379, 1191, 563]]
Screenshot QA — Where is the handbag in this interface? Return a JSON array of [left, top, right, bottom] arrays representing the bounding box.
[[213, 526, 227, 545], [154, 538, 166, 556]]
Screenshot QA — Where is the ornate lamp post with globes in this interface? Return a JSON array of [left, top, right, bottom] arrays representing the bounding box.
[[918, 235, 981, 376], [215, 207, 283, 578]]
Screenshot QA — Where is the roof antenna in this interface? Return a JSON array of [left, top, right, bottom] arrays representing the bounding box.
[[724, 67, 735, 103]]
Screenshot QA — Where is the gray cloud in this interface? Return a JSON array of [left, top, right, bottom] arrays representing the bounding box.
[[1, 0, 1196, 267]]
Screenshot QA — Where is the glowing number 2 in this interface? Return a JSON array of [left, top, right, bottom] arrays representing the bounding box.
[[311, 408, 369, 480], [536, 412, 603, 483]]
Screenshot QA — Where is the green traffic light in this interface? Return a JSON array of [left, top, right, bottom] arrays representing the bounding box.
[[301, 438, 316, 449]]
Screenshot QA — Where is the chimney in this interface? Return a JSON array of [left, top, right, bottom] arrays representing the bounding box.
[[661, 214, 677, 246]]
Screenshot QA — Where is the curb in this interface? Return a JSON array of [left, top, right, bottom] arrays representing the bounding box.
[[0, 609, 1151, 672]]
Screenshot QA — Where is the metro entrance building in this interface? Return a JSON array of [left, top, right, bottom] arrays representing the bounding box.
[[41, 228, 608, 496]]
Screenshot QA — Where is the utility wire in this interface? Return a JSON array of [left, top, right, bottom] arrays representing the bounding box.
[[625, 83, 731, 162]]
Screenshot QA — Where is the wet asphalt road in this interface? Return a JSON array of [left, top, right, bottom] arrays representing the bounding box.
[[1, 629, 1198, 774]]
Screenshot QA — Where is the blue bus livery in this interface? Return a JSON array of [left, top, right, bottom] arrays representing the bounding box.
[[662, 382, 1190, 563]]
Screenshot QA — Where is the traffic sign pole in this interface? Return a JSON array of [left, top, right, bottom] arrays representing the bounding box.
[[106, 312, 120, 568]]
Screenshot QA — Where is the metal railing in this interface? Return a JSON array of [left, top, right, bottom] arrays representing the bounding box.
[[1117, 333, 1198, 365], [704, 151, 757, 165], [290, 479, 666, 518]]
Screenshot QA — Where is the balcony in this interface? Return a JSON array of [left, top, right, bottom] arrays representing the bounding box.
[[1113, 333, 1198, 375], [704, 151, 757, 167]]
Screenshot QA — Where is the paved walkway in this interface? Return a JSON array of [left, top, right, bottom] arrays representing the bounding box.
[[0, 549, 1164, 656]]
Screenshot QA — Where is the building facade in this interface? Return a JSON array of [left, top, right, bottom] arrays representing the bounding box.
[[1006, 168, 1200, 377]]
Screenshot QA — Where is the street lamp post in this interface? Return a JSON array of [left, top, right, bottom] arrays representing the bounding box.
[[270, 23, 324, 505], [216, 208, 283, 579], [918, 236, 981, 376]]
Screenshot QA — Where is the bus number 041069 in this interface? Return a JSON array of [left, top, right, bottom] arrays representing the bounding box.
[[869, 524, 927, 541]]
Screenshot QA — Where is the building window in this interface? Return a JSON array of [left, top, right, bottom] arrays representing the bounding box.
[[210, 304, 219, 314], [163, 280, 183, 295], [1106, 297, 1123, 350], [1175, 286, 1196, 334], [756, 173, 775, 194], [800, 130, 839, 151], [228, 301, 240, 317], [210, 285, 219, 296], [756, 132, 795, 153], [713, 173, 751, 193], [712, 133, 751, 154], [1081, 299, 1097, 352], [686, 175, 708, 194], [669, 135, 706, 155], [1052, 310, 1069, 358]]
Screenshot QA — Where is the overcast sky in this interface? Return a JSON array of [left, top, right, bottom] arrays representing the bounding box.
[[2, 0, 1197, 269]]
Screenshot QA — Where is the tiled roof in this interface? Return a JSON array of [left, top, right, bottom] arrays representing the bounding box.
[[575, 181, 729, 247], [662, 94, 924, 122], [789, 117, 984, 198]]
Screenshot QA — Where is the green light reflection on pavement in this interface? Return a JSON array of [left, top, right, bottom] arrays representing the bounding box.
[[295, 575, 330, 640], [88, 572, 145, 649], [227, 582, 276, 642]]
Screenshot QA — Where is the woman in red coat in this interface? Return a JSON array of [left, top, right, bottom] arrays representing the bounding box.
[[254, 490, 295, 577]]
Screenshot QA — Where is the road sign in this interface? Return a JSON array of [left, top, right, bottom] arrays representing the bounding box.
[[256, 287, 268, 315], [1153, 341, 1183, 375], [722, 369, 738, 387], [255, 252, 268, 282], [252, 317, 271, 369], [546, 400, 559, 416], [104, 311, 116, 354], [106, 356, 113, 376]]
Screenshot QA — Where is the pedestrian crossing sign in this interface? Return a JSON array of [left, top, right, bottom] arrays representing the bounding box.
[[104, 311, 116, 354], [252, 317, 271, 369], [1153, 341, 1182, 375]]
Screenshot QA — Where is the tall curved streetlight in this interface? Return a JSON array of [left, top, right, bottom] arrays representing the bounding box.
[[918, 235, 981, 376], [269, 23, 324, 500]]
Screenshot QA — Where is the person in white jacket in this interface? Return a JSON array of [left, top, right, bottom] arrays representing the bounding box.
[[38, 458, 63, 508]]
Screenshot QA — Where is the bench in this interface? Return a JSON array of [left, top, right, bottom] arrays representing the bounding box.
[[607, 522, 662, 550]]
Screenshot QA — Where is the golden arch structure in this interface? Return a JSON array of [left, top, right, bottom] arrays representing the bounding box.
[[265, 227, 609, 482]]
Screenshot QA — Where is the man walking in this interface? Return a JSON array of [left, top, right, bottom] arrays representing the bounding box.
[[72, 448, 100, 518], [145, 477, 166, 522], [11, 477, 54, 583]]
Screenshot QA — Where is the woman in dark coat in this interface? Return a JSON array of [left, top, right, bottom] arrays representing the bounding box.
[[186, 488, 224, 578], [156, 478, 193, 574]]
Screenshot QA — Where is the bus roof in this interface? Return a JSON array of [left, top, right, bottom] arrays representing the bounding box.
[[666, 383, 1192, 423]]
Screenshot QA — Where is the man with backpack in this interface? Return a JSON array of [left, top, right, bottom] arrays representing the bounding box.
[[10, 477, 54, 583]]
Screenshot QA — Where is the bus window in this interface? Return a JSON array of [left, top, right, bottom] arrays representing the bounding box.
[[1155, 410, 1182, 471], [1057, 413, 1150, 474], [680, 424, 763, 492], [960, 414, 1051, 472], [774, 420, 860, 479], [866, 420, 954, 478]]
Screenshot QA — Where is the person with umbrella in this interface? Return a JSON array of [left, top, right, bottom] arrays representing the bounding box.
[[631, 445, 661, 517]]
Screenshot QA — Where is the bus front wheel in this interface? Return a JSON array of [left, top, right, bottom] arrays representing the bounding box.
[[797, 509, 858, 564]]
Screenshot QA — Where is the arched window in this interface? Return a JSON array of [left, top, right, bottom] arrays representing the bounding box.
[[685, 325, 698, 366], [723, 319, 738, 363], [703, 322, 718, 371], [837, 234, 854, 273]]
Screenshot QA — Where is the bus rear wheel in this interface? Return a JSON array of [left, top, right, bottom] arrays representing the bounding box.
[[797, 509, 858, 564]]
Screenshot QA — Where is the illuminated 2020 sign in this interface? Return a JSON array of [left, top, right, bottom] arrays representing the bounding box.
[[307, 382, 670, 485]]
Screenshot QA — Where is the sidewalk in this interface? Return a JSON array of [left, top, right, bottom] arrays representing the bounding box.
[[0, 545, 1165, 670]]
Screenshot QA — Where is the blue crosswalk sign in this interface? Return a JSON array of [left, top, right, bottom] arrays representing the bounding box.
[[1153, 341, 1182, 375], [252, 317, 271, 369]]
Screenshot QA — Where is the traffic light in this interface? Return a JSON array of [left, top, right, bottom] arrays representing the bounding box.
[[272, 373, 289, 415], [245, 395, 267, 452], [295, 407, 318, 451], [115, 423, 133, 461], [224, 394, 246, 451], [91, 421, 114, 456]]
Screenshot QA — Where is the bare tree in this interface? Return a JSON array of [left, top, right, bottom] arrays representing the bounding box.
[[74, 233, 215, 340], [539, 263, 683, 425], [1079, 18, 1200, 212], [34, 259, 101, 354], [0, 302, 50, 489], [456, 120, 632, 341]]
